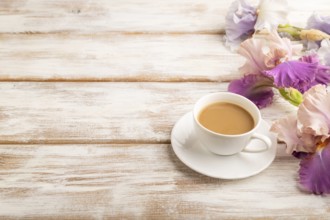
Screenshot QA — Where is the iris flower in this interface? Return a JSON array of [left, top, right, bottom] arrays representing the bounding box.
[[228, 31, 306, 108], [238, 30, 301, 75], [229, 53, 330, 108], [225, 0, 289, 50], [228, 74, 274, 108], [304, 13, 330, 49], [254, 0, 288, 31], [271, 85, 330, 194], [228, 28, 330, 108], [307, 13, 330, 35], [263, 54, 330, 93], [224, 0, 257, 50]]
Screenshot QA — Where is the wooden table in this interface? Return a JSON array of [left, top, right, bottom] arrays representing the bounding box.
[[1, 0, 330, 219]]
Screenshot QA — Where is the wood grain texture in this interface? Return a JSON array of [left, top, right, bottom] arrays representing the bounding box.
[[0, 82, 297, 144], [0, 0, 329, 34], [1, 144, 329, 219], [0, 33, 244, 81], [1, 0, 328, 218]]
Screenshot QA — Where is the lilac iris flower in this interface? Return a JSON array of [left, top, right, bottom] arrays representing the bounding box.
[[305, 13, 330, 49], [307, 13, 330, 34], [224, 0, 257, 50]]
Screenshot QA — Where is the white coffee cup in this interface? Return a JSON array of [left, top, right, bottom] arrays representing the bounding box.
[[193, 92, 272, 156]]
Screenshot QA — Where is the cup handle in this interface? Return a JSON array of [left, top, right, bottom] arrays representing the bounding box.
[[242, 133, 272, 153]]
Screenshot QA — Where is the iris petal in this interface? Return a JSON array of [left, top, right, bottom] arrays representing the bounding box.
[[299, 144, 330, 194], [225, 0, 257, 50], [298, 85, 330, 140], [228, 74, 274, 108], [299, 54, 330, 86], [318, 39, 330, 66], [263, 60, 318, 92], [305, 13, 330, 49], [307, 13, 330, 34], [271, 85, 330, 154], [271, 114, 302, 153], [254, 0, 289, 31], [238, 31, 302, 75]]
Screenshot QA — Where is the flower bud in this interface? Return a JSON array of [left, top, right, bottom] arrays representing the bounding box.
[[300, 29, 330, 41], [279, 87, 303, 106]]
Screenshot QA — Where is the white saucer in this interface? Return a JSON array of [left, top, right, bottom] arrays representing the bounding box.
[[171, 112, 277, 179]]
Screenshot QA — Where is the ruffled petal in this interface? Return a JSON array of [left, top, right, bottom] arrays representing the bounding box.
[[318, 39, 330, 66], [271, 114, 303, 153], [238, 31, 301, 75], [314, 66, 330, 86], [237, 38, 268, 74], [307, 13, 330, 34], [263, 60, 317, 92], [228, 74, 274, 109], [304, 13, 330, 49], [238, 36, 268, 74], [270, 85, 330, 154], [299, 54, 330, 86], [298, 85, 330, 140], [254, 0, 289, 31], [299, 143, 330, 194], [225, 0, 257, 50]]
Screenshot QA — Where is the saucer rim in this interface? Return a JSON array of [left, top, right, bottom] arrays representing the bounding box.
[[171, 111, 277, 180]]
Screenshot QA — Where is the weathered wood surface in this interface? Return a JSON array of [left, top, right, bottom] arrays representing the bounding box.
[[1, 0, 330, 218], [0, 0, 329, 34], [0, 34, 243, 81], [0, 82, 296, 144], [1, 144, 329, 219]]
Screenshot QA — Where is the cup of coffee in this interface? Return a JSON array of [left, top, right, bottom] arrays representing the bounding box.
[[193, 92, 271, 156]]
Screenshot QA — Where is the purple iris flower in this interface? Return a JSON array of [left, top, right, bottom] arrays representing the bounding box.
[[228, 74, 274, 108], [263, 60, 317, 92], [225, 0, 257, 50], [299, 143, 330, 195], [300, 54, 330, 86], [263, 54, 330, 93]]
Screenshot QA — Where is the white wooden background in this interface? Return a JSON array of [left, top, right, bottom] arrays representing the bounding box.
[[1, 0, 330, 219]]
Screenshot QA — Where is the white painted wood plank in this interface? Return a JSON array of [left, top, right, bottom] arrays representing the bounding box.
[[0, 82, 296, 144], [0, 0, 329, 33], [0, 34, 243, 81], [0, 144, 328, 219]]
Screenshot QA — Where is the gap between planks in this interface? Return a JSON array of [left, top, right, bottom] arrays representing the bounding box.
[[0, 31, 225, 36], [0, 140, 170, 145], [0, 78, 225, 83]]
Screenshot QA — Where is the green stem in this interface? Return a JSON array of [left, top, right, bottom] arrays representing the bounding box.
[[277, 24, 303, 40]]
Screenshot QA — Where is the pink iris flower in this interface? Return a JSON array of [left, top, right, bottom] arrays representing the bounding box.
[[271, 85, 330, 194]]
